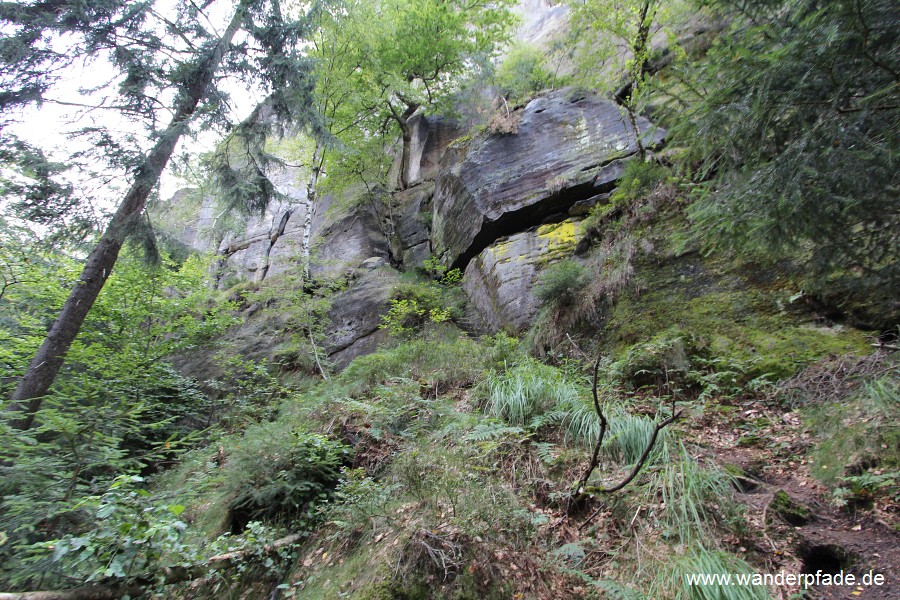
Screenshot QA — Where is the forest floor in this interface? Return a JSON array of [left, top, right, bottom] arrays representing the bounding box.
[[708, 403, 899, 600]]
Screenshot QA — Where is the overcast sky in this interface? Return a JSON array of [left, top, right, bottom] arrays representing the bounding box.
[[6, 0, 266, 218]]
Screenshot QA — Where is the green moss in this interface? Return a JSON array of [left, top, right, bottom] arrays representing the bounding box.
[[769, 490, 810, 526], [606, 256, 871, 385]]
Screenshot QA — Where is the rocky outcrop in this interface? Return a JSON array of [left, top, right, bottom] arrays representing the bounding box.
[[431, 89, 665, 271], [214, 187, 392, 284], [217, 197, 299, 282], [402, 115, 466, 188], [464, 219, 584, 332], [197, 114, 464, 284], [165, 85, 669, 365], [325, 266, 400, 368], [515, 0, 569, 48], [395, 182, 435, 269], [308, 201, 392, 278]]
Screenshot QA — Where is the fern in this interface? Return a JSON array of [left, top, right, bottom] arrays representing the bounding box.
[[464, 421, 527, 442], [533, 442, 558, 464]]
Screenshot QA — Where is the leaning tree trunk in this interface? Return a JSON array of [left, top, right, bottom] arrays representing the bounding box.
[[5, 5, 248, 430], [625, 0, 654, 160]]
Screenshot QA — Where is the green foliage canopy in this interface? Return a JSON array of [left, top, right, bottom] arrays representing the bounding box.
[[666, 0, 899, 323]]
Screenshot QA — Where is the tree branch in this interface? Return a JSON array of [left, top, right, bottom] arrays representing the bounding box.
[[573, 356, 682, 501]]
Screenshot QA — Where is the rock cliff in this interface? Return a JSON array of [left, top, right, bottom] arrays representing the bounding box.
[[164, 87, 665, 364]]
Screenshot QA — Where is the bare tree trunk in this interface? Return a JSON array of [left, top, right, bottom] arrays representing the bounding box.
[[388, 102, 419, 190], [5, 4, 248, 430], [627, 1, 654, 160], [301, 142, 324, 280], [399, 120, 413, 189]]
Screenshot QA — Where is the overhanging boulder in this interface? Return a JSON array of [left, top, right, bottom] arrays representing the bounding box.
[[431, 89, 664, 271]]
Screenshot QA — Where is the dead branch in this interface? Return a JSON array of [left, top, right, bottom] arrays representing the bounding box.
[[583, 409, 681, 495], [575, 357, 609, 493], [574, 356, 682, 500], [416, 530, 462, 582], [0, 534, 303, 600], [776, 350, 896, 406]]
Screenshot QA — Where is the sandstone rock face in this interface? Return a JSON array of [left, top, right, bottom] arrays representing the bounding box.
[[432, 89, 665, 270], [395, 181, 435, 269], [309, 202, 392, 278], [264, 204, 313, 280], [218, 199, 297, 282], [515, 0, 569, 48], [464, 219, 584, 332], [403, 115, 466, 187], [213, 166, 311, 282], [203, 114, 463, 284], [325, 267, 400, 368], [215, 186, 392, 283], [165, 86, 668, 366]]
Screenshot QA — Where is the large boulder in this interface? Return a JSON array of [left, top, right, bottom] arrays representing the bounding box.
[[431, 89, 664, 270], [464, 219, 584, 332]]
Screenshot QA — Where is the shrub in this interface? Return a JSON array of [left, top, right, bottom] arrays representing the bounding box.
[[609, 159, 671, 205], [495, 43, 556, 103], [29, 476, 196, 588], [533, 260, 589, 309], [610, 329, 692, 390], [422, 256, 462, 285], [223, 422, 350, 530], [380, 281, 458, 337], [340, 335, 489, 392]]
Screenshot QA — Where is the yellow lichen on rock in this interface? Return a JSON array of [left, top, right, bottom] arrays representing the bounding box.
[[537, 220, 581, 251]]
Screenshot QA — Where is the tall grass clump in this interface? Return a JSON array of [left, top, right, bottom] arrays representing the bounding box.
[[485, 359, 580, 426], [653, 548, 770, 600], [649, 442, 736, 542], [540, 394, 672, 467], [607, 411, 672, 465], [533, 259, 589, 310]]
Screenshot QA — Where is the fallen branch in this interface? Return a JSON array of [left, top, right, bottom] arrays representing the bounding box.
[[0, 534, 303, 600]]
